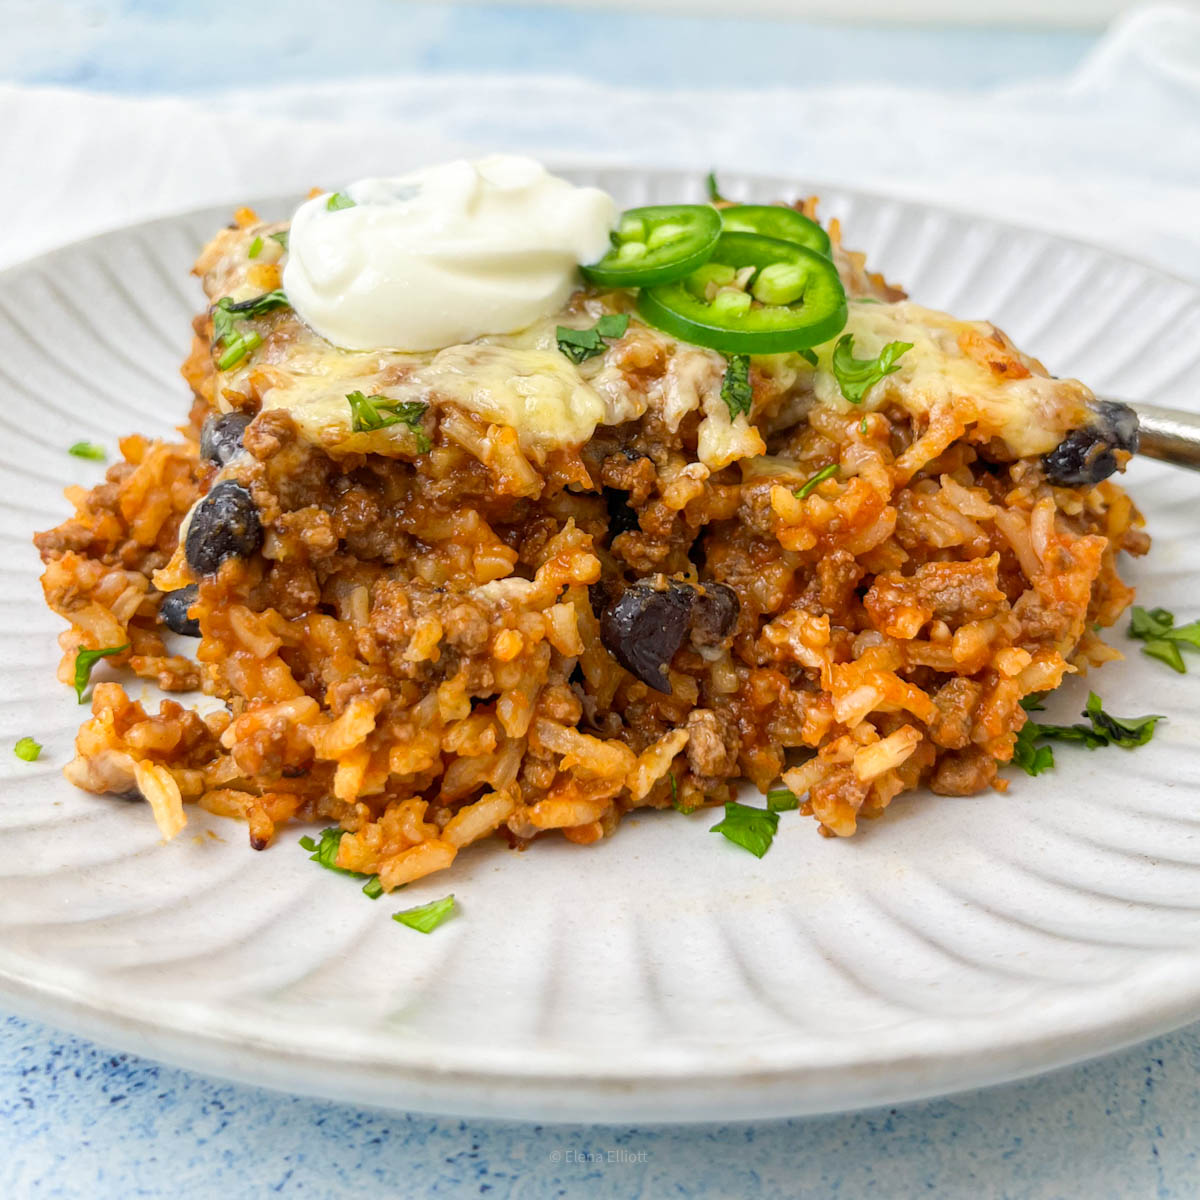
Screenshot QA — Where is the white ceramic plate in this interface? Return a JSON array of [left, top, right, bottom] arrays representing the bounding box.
[[1, 167, 1199, 1123]]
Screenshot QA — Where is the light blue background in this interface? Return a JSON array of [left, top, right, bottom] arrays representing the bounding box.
[[4, 3, 1197, 1197]]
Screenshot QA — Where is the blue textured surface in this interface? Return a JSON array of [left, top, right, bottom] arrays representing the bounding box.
[[3, 1011, 1199, 1197], [8, 3, 1200, 1198]]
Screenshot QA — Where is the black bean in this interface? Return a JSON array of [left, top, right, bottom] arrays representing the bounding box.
[[599, 578, 739, 693], [1042, 400, 1140, 486], [158, 584, 200, 637], [200, 411, 253, 466], [601, 580, 694, 693], [185, 481, 263, 575]]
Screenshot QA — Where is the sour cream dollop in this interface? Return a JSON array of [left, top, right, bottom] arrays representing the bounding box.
[[282, 156, 617, 353]]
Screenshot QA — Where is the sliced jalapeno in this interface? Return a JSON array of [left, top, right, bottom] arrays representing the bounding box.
[[581, 205, 721, 288], [718, 205, 832, 258], [636, 232, 848, 354]]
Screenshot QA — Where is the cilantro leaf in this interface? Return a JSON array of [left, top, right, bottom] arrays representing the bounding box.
[[720, 354, 753, 420], [831, 334, 912, 404], [13, 736, 41, 762], [345, 391, 431, 450], [1082, 691, 1164, 748], [393, 894, 456, 934], [1012, 723, 1055, 776], [1127, 605, 1200, 672], [299, 827, 384, 899], [766, 787, 799, 812], [326, 192, 355, 211], [68, 441, 106, 461], [1019, 694, 1046, 712], [555, 314, 630, 364], [73, 643, 128, 704], [211, 290, 290, 370], [710, 801, 779, 858], [269, 231, 289, 251], [795, 463, 839, 500]]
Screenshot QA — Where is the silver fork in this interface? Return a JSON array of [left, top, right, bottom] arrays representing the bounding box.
[[1128, 403, 1200, 471]]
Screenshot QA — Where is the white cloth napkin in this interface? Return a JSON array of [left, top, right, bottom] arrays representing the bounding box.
[[1, 3, 1198, 280]]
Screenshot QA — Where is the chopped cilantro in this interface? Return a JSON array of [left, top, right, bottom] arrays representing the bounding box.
[[1082, 691, 1164, 747], [1019, 694, 1046, 712], [1128, 605, 1200, 673], [247, 235, 264, 259], [211, 290, 289, 370], [68, 441, 106, 461], [73, 643, 128, 703], [326, 191, 355, 211], [13, 737, 41, 762], [795, 463, 839, 500], [831, 333, 912, 404], [719, 354, 753, 420], [1012, 689, 1163, 774], [555, 313, 630, 364], [1012, 723, 1055, 776], [393, 894, 456, 934], [299, 827, 384, 899], [710, 801, 779, 858], [766, 787, 799, 812], [269, 231, 289, 251], [346, 391, 431, 450]]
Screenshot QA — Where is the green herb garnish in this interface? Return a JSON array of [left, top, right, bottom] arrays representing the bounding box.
[[1127, 605, 1200, 673], [766, 787, 799, 812], [211, 290, 290, 370], [719, 354, 753, 419], [795, 463, 839, 500], [393, 894, 456, 934], [710, 801, 779, 858], [831, 334, 912, 404], [68, 441, 106, 461], [798, 347, 818, 367], [298, 828, 384, 900], [247, 235, 263, 259], [269, 231, 289, 251], [326, 192, 355, 211], [1012, 690, 1163, 775], [555, 314, 630, 365], [73, 643, 128, 704], [1012, 723, 1055, 776], [706, 170, 724, 204], [345, 391, 431, 450], [13, 737, 41, 762]]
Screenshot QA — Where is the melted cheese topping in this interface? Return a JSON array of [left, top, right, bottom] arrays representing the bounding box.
[[812, 300, 1093, 457]]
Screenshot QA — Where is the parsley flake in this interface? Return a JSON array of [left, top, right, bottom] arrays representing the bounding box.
[[326, 192, 355, 211], [346, 391, 431, 450], [831, 334, 912, 404], [710, 801, 779, 858], [247, 235, 264, 259], [13, 737, 41, 762], [795, 463, 839, 500], [766, 787, 799, 812], [68, 441, 106, 461], [299, 828, 384, 900], [1011, 690, 1163, 775], [73, 643, 128, 704], [555, 314, 629, 364], [211, 290, 290, 370], [1127, 605, 1200, 673], [393, 894, 456, 934], [720, 354, 753, 420]]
